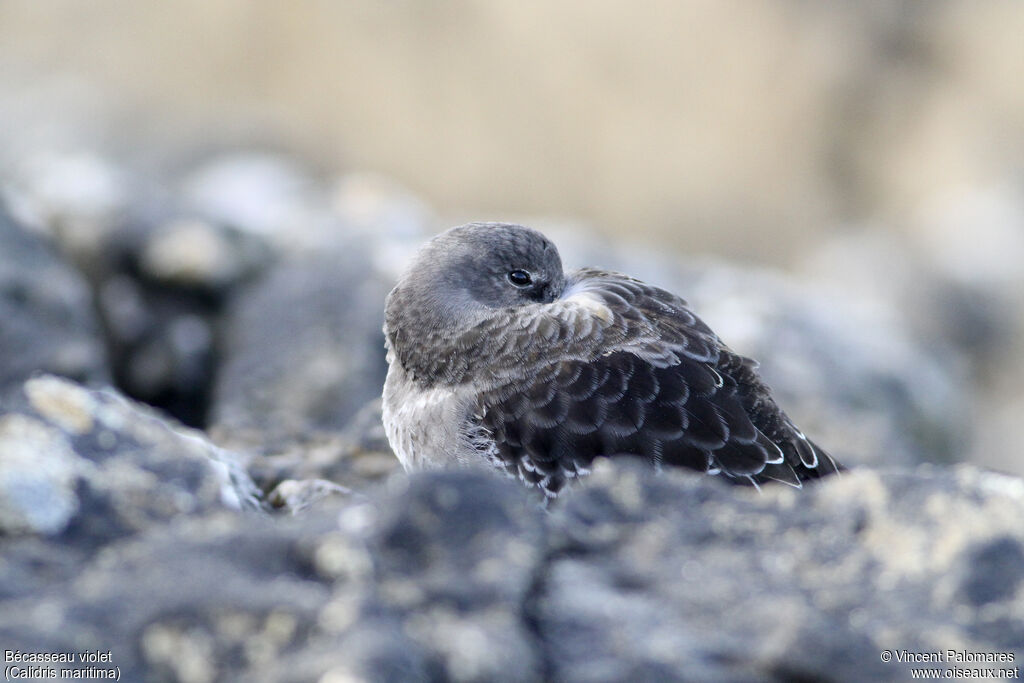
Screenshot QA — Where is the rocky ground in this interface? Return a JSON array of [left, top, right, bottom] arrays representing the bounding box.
[[1, 152, 1023, 682]]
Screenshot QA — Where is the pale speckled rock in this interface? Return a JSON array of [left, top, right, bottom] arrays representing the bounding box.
[[244, 399, 400, 498], [252, 470, 547, 683], [541, 460, 1024, 682], [0, 414, 85, 535], [3, 460, 1023, 682], [1, 375, 261, 540], [0, 511, 338, 681], [138, 218, 270, 291], [267, 478, 358, 515]]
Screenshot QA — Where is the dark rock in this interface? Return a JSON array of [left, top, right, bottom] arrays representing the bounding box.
[[319, 472, 547, 683], [0, 203, 109, 395], [957, 536, 1024, 608], [210, 241, 391, 451], [94, 215, 270, 428]]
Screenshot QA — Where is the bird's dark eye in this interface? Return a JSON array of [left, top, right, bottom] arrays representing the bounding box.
[[507, 270, 532, 287]]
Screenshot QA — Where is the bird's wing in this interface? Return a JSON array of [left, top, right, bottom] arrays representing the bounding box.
[[468, 269, 839, 496]]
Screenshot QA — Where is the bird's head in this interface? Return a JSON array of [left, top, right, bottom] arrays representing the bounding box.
[[387, 222, 566, 323], [384, 222, 568, 380]]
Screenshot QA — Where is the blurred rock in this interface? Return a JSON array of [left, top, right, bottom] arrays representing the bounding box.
[[911, 183, 1024, 295], [801, 214, 1024, 477], [540, 460, 1024, 682], [100, 285, 219, 428], [138, 218, 270, 291], [331, 172, 435, 281], [267, 478, 358, 515], [805, 214, 1022, 383], [94, 214, 271, 427], [0, 150, 129, 266], [0, 511, 338, 682], [4, 457, 1023, 681], [244, 399, 400, 498], [180, 152, 329, 252], [211, 241, 391, 452], [0, 374, 261, 540], [0, 203, 109, 398]]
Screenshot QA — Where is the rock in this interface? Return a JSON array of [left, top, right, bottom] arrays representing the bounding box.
[[138, 218, 270, 292], [0, 414, 84, 535], [0, 151, 130, 267], [0, 510, 339, 682], [324, 471, 547, 683], [210, 241, 391, 452], [99, 215, 272, 427], [330, 172, 435, 281], [801, 228, 1015, 374], [0, 375, 261, 541], [179, 152, 327, 251], [244, 399, 401, 498], [540, 460, 1024, 681], [799, 224, 1024, 477], [4, 460, 1023, 682], [267, 478, 358, 515], [0, 203, 110, 396]]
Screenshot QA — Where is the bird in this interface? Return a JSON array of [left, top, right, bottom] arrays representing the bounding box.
[[382, 222, 841, 499]]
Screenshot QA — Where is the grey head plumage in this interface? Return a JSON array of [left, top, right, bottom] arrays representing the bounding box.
[[382, 221, 842, 498]]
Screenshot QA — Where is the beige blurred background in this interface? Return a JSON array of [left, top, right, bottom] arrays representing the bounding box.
[[2, 1, 1023, 474], [2, 0, 1022, 262]]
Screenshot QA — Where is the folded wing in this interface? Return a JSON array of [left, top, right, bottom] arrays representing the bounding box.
[[470, 269, 840, 496]]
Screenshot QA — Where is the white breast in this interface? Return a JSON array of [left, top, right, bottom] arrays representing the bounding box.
[[382, 356, 476, 471]]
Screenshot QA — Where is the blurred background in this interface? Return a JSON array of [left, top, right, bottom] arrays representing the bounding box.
[[1, 1, 1022, 475]]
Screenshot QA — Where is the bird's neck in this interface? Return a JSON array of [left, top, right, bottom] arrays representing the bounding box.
[[385, 284, 489, 387]]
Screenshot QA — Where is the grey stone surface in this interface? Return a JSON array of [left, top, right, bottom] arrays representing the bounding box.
[[541, 460, 1024, 681], [4, 448, 1024, 682], [0, 203, 110, 395], [0, 512, 337, 682], [267, 478, 358, 515], [137, 217, 271, 291], [210, 241, 391, 452]]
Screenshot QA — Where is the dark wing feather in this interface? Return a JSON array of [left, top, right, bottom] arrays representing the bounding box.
[[470, 270, 841, 496]]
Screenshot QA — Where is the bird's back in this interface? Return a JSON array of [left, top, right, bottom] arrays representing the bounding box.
[[470, 270, 841, 497]]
